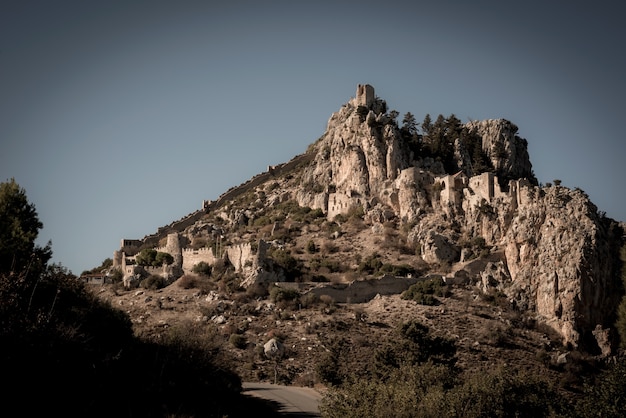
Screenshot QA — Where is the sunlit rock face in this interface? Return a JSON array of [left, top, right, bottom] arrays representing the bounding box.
[[297, 84, 623, 352]]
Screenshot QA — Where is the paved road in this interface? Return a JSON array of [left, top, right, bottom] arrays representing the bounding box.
[[242, 382, 323, 417]]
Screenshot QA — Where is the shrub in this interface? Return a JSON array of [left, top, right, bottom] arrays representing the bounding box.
[[306, 240, 317, 254], [177, 274, 201, 289], [358, 253, 383, 274], [269, 249, 301, 280], [310, 257, 344, 274], [574, 358, 626, 417], [136, 248, 157, 266], [320, 294, 336, 314], [141, 274, 167, 290], [322, 241, 340, 254], [269, 285, 300, 304], [444, 367, 564, 417], [192, 261, 212, 276], [136, 249, 173, 267], [402, 277, 450, 304], [315, 338, 347, 386], [300, 292, 319, 308], [229, 333, 247, 349], [379, 263, 415, 277], [109, 268, 123, 283]]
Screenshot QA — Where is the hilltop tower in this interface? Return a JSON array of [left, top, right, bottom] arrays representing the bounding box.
[[356, 84, 375, 108], [165, 233, 183, 267]]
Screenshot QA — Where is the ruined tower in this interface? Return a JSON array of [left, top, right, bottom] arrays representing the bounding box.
[[165, 232, 183, 268], [356, 84, 375, 108]]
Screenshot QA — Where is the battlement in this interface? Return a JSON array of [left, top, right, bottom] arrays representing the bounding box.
[[182, 247, 213, 254]]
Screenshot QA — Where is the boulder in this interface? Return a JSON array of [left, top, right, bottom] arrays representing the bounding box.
[[421, 231, 460, 264], [264, 338, 285, 360]]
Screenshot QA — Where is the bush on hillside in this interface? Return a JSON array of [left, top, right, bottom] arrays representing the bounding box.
[[402, 277, 450, 305], [140, 274, 167, 290]]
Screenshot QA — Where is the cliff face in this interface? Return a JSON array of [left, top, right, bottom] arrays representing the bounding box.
[[503, 186, 623, 353], [465, 119, 536, 184], [296, 84, 623, 352], [298, 93, 410, 213]]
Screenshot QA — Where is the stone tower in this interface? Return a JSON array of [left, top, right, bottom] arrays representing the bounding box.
[[356, 84, 375, 108], [165, 233, 183, 267]]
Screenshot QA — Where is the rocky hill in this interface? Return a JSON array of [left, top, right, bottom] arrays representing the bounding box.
[[98, 84, 624, 391]]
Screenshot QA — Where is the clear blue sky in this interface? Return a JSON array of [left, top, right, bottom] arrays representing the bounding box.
[[1, 0, 624, 275]]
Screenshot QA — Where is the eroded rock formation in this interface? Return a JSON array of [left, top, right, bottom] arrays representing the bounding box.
[[296, 84, 623, 352]]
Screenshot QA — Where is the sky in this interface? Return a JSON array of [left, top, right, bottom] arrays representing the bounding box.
[[1, 0, 624, 275]]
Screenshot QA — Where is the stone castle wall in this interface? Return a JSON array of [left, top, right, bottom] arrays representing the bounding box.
[[327, 193, 362, 220], [225, 242, 254, 271], [305, 274, 420, 303], [182, 247, 217, 272], [138, 153, 312, 249]]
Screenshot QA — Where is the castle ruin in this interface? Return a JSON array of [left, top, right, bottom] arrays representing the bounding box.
[[355, 84, 375, 108]]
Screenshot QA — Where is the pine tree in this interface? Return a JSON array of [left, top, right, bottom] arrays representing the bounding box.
[[0, 178, 51, 275]]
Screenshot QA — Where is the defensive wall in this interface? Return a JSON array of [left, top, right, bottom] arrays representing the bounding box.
[[294, 274, 422, 304], [436, 171, 533, 212], [181, 247, 218, 272], [139, 152, 312, 249]]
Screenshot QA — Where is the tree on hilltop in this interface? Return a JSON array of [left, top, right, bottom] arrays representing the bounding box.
[[401, 112, 418, 137], [0, 178, 51, 276]]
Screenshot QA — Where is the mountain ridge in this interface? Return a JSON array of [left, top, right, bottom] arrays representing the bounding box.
[[104, 84, 624, 355]]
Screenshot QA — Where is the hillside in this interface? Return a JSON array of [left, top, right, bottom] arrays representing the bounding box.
[[90, 84, 626, 414]]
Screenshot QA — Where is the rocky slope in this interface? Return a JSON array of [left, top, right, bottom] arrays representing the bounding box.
[[109, 84, 624, 356], [292, 84, 622, 352]]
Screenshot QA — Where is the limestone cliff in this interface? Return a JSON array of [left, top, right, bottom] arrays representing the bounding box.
[[465, 119, 535, 184], [297, 86, 410, 215], [502, 186, 623, 353], [295, 84, 622, 352]]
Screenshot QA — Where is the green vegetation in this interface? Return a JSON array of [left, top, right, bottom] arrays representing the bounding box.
[[192, 260, 212, 276], [334, 204, 365, 223], [0, 179, 272, 417], [252, 199, 324, 228], [140, 274, 167, 290], [0, 178, 50, 276], [81, 257, 113, 276], [269, 284, 300, 304], [402, 276, 450, 305], [615, 242, 626, 348], [268, 248, 302, 280], [320, 319, 566, 418], [357, 253, 417, 277], [309, 256, 344, 274], [135, 248, 174, 267], [403, 113, 497, 178], [573, 357, 626, 417]]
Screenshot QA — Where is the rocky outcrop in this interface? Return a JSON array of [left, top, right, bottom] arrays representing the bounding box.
[[264, 338, 285, 360], [502, 186, 623, 352], [465, 119, 536, 185], [298, 88, 410, 214], [297, 85, 622, 352]]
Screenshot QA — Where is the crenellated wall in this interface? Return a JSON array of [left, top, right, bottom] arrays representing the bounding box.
[[181, 247, 217, 272]]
